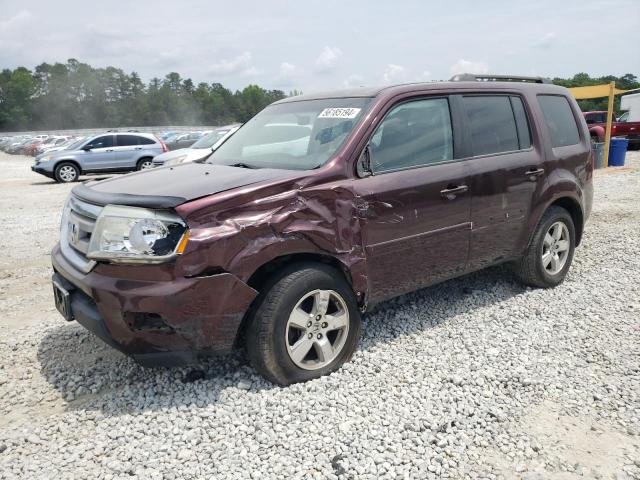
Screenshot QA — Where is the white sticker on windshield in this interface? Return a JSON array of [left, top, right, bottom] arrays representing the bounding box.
[[318, 107, 361, 119]]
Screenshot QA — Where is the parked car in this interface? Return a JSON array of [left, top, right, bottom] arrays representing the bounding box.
[[32, 136, 72, 156], [39, 137, 83, 155], [35, 136, 73, 155], [584, 110, 640, 149], [159, 131, 178, 141], [152, 125, 241, 167], [165, 131, 207, 151], [50, 75, 592, 384], [31, 132, 166, 183], [13, 137, 40, 155], [3, 136, 31, 153]]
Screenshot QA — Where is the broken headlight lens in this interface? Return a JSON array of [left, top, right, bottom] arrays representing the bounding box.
[[87, 205, 188, 263]]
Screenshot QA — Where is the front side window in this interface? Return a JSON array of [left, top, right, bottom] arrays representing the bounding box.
[[209, 97, 372, 170], [463, 95, 519, 156], [538, 95, 580, 147], [85, 135, 114, 149], [369, 97, 454, 173]]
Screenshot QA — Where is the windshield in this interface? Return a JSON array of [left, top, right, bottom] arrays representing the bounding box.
[[66, 137, 87, 151], [208, 97, 372, 170], [192, 129, 232, 149]]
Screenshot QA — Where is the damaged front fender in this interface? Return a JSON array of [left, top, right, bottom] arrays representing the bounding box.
[[175, 179, 370, 305]]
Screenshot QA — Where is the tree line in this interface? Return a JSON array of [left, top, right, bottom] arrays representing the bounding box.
[[0, 59, 287, 131], [0, 59, 638, 132]]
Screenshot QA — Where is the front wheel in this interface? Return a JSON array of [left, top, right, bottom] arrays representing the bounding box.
[[54, 162, 80, 183], [513, 206, 576, 288], [245, 263, 361, 385]]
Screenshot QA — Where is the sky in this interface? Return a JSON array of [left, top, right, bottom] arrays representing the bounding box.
[[1, 0, 639, 93]]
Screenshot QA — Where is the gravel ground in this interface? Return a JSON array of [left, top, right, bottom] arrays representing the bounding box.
[[0, 152, 639, 480]]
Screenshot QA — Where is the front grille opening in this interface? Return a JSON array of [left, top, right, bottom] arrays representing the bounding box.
[[125, 312, 175, 334]]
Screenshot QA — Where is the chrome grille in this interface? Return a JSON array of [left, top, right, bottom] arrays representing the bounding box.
[[60, 195, 102, 273]]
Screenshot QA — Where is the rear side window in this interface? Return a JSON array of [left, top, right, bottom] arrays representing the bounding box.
[[370, 97, 454, 172], [463, 96, 519, 155], [538, 95, 580, 147], [138, 137, 155, 145], [116, 135, 140, 147]]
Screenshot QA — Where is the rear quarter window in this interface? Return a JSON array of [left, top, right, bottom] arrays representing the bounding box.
[[116, 135, 140, 147], [138, 136, 155, 145], [538, 95, 581, 147]]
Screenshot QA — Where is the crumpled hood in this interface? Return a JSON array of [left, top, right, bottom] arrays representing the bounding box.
[[72, 162, 299, 209]]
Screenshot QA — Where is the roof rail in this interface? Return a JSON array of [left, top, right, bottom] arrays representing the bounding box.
[[450, 73, 552, 84]]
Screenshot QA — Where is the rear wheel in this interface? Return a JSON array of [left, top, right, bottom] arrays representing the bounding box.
[[54, 162, 79, 183], [245, 263, 361, 385], [137, 158, 153, 170], [513, 206, 576, 288]]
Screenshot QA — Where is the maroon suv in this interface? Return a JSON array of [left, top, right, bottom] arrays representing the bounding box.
[[51, 75, 593, 384]]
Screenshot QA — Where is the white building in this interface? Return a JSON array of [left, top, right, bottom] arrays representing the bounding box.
[[620, 92, 640, 122]]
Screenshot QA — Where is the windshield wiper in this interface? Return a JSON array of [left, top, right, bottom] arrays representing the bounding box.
[[229, 162, 258, 169]]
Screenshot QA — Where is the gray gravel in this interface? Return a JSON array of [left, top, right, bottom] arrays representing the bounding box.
[[1, 152, 639, 479]]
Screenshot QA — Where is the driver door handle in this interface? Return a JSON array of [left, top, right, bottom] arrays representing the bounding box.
[[440, 184, 468, 200], [525, 168, 545, 180]]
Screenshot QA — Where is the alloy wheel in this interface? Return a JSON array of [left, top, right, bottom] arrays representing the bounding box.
[[285, 289, 349, 370], [542, 221, 570, 275], [59, 165, 77, 182]]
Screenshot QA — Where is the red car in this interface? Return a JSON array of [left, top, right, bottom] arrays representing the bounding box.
[[51, 75, 593, 384], [584, 111, 640, 148]]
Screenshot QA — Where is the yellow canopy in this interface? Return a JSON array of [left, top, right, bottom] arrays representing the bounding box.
[[568, 84, 628, 99]]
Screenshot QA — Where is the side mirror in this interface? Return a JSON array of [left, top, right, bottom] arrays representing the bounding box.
[[82, 145, 92, 151], [356, 145, 373, 178]]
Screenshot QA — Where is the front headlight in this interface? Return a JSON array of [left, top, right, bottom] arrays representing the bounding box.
[[38, 155, 51, 163], [165, 154, 188, 166], [87, 205, 189, 263]]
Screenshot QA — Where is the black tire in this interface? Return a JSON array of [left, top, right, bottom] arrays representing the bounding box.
[[54, 162, 80, 183], [137, 158, 153, 170], [513, 206, 576, 288], [245, 263, 361, 385]]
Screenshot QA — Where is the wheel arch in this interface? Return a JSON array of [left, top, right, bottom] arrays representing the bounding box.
[[246, 252, 354, 294], [234, 252, 356, 349], [549, 196, 584, 246], [54, 159, 82, 173]]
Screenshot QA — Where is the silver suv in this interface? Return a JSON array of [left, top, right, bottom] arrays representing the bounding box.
[[31, 132, 166, 183]]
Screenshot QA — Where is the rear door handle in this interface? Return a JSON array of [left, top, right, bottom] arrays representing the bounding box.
[[525, 168, 545, 180], [106, 149, 114, 152], [440, 184, 468, 200]]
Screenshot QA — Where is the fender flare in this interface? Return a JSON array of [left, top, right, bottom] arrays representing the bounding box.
[[524, 181, 585, 250]]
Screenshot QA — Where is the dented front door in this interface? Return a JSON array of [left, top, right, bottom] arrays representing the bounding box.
[[354, 161, 472, 302]]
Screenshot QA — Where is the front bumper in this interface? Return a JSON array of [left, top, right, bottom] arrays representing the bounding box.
[[51, 244, 258, 366], [31, 164, 54, 178]]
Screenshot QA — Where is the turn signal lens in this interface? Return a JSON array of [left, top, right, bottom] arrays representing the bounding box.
[[176, 230, 190, 254]]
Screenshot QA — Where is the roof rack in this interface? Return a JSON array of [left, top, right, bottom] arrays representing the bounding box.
[[450, 73, 552, 84]]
